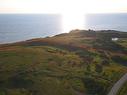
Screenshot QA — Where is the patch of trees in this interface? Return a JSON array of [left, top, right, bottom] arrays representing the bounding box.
[[111, 56, 127, 66], [95, 64, 103, 73], [82, 77, 109, 95]]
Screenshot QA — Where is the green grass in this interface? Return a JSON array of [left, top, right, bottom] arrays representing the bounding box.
[[0, 46, 84, 95], [0, 30, 127, 95], [0, 45, 126, 95]]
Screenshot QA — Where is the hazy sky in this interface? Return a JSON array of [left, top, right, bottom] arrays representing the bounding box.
[[0, 0, 127, 14]]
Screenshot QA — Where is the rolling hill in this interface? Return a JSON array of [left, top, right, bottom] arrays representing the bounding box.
[[0, 29, 127, 95]]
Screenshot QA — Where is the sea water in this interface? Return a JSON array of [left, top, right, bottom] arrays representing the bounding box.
[[0, 13, 127, 44]]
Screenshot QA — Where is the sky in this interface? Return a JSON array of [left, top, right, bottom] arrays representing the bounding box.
[[1, 0, 127, 32], [0, 0, 127, 14]]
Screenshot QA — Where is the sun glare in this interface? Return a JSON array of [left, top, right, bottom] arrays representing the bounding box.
[[62, 14, 85, 32], [1, 0, 127, 13]]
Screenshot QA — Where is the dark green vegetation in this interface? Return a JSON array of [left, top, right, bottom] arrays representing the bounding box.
[[0, 30, 127, 95]]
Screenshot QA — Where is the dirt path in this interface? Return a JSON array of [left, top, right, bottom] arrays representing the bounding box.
[[108, 73, 127, 95]]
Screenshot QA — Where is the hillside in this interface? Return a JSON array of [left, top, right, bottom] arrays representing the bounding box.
[[0, 30, 127, 95]]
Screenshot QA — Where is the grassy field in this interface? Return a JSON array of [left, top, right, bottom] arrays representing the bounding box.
[[0, 30, 127, 95]]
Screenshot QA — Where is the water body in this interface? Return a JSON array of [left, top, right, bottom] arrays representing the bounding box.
[[0, 13, 127, 44], [0, 14, 62, 44], [85, 13, 127, 31]]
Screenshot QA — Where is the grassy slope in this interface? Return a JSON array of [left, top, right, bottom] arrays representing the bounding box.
[[0, 46, 82, 95], [0, 30, 127, 95]]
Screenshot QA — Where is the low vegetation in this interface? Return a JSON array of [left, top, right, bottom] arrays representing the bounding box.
[[0, 30, 127, 95]]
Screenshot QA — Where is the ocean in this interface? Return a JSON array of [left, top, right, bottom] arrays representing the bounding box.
[[85, 13, 127, 31], [0, 14, 62, 44], [0, 13, 127, 44]]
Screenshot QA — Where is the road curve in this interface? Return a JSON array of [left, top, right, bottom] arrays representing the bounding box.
[[108, 73, 127, 95]]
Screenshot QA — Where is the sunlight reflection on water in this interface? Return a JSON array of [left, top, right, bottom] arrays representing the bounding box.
[[62, 14, 85, 32]]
